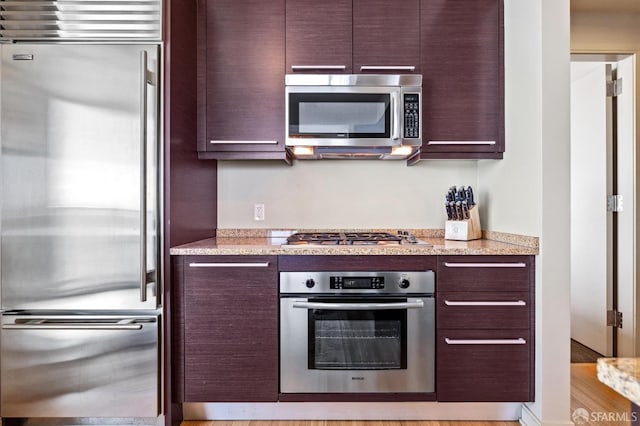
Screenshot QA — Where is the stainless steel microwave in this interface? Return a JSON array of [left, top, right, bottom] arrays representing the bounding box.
[[285, 74, 422, 160]]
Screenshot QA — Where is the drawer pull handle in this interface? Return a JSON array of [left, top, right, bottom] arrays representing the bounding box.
[[188, 262, 270, 268], [445, 338, 526, 345], [427, 141, 496, 145], [443, 262, 527, 268], [291, 65, 347, 71], [360, 65, 416, 72], [209, 140, 278, 145], [444, 300, 526, 307]]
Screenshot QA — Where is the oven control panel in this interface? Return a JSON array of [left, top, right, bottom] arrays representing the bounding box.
[[330, 276, 385, 290], [280, 271, 435, 295]]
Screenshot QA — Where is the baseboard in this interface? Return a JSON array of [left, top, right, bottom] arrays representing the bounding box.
[[520, 404, 573, 426], [520, 405, 543, 426], [184, 402, 522, 420]]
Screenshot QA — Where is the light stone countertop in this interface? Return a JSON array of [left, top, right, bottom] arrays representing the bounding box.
[[597, 358, 640, 405], [170, 229, 539, 256]]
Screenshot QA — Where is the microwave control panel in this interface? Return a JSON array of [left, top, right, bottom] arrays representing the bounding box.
[[404, 93, 420, 138]]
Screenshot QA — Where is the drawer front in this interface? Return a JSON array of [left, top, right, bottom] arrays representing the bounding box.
[[436, 328, 531, 402], [1, 314, 159, 417], [437, 255, 532, 292], [184, 255, 278, 283], [437, 292, 530, 329]]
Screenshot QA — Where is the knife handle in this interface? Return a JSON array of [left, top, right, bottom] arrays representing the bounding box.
[[455, 201, 462, 220], [466, 186, 475, 206], [462, 201, 470, 220]]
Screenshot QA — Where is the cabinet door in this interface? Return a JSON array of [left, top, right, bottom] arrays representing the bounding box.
[[182, 256, 278, 402], [198, 0, 285, 153], [437, 329, 532, 401], [419, 0, 504, 159], [353, 0, 420, 74], [285, 0, 352, 73]]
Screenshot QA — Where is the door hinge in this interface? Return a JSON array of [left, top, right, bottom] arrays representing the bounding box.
[[607, 195, 624, 212], [607, 79, 623, 97], [607, 310, 623, 328]]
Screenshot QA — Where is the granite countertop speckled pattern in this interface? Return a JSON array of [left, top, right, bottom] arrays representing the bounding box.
[[169, 229, 539, 256], [597, 358, 640, 404]]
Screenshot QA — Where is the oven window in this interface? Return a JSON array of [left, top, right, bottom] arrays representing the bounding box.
[[289, 93, 391, 138], [308, 298, 407, 370]]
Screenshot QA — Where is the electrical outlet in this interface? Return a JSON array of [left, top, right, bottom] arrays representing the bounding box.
[[254, 203, 265, 221]]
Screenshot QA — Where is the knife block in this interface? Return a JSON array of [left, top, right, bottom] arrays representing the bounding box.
[[445, 205, 482, 241]]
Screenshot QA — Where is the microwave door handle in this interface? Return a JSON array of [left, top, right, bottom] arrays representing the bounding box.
[[292, 301, 424, 310], [391, 92, 400, 141]]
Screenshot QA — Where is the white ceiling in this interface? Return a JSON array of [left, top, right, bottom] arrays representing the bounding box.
[[571, 0, 640, 13]]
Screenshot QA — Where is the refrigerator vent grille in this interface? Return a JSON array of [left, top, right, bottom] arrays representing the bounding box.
[[0, 0, 161, 40]]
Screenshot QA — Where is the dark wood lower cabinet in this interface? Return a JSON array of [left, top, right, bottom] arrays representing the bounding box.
[[171, 254, 535, 406], [436, 329, 532, 402], [435, 255, 535, 402], [176, 255, 279, 402]]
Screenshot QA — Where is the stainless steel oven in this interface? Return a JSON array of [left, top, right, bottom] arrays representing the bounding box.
[[280, 271, 435, 394]]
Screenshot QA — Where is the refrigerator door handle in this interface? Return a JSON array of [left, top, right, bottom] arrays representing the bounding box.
[[2, 318, 146, 331], [140, 49, 148, 303]]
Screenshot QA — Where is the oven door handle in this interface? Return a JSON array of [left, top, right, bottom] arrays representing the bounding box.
[[292, 300, 425, 310]]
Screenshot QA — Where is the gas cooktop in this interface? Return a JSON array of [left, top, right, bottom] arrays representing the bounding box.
[[284, 231, 432, 246]]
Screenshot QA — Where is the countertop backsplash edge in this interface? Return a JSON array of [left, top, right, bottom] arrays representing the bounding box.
[[169, 228, 539, 256]]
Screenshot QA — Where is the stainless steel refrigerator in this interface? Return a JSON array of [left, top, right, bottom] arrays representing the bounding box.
[[0, 44, 161, 419]]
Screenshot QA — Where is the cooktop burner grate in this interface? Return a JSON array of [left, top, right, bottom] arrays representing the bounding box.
[[286, 232, 404, 245]]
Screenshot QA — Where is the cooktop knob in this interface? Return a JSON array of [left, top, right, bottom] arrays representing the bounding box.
[[305, 278, 316, 288], [399, 278, 410, 289]]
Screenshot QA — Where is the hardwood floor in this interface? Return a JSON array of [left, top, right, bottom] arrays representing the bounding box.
[[183, 422, 518, 426], [571, 339, 603, 363], [571, 363, 631, 425], [182, 364, 630, 426]]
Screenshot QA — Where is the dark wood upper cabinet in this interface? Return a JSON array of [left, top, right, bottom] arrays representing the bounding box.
[[353, 0, 420, 74], [285, 0, 352, 73], [195, 0, 504, 163], [197, 0, 291, 162], [285, 0, 419, 75], [415, 0, 504, 161]]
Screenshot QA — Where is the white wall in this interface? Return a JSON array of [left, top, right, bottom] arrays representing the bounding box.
[[218, 160, 477, 228], [476, 0, 542, 238]]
